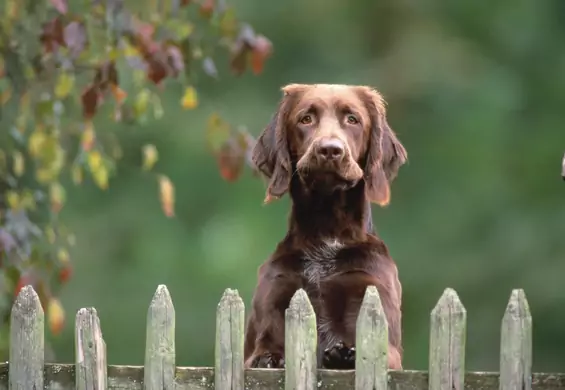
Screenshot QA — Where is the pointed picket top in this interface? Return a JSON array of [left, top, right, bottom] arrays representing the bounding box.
[[288, 288, 315, 317], [285, 289, 317, 390], [429, 288, 467, 390], [500, 289, 532, 390], [10, 285, 44, 390], [75, 307, 107, 390], [215, 288, 245, 390], [145, 284, 176, 390], [355, 286, 388, 390]]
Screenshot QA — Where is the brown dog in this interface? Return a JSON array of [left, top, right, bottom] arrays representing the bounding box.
[[244, 83, 407, 370]]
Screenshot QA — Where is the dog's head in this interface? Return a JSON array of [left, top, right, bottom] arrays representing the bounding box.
[[252, 83, 407, 205]]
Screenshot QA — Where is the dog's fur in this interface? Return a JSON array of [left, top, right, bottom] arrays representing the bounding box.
[[244, 83, 407, 370]]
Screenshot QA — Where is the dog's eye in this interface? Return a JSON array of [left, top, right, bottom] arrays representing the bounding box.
[[300, 115, 313, 125], [346, 115, 359, 125]]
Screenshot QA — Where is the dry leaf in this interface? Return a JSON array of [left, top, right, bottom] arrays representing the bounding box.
[[142, 144, 159, 171], [181, 86, 198, 109], [158, 175, 175, 217]]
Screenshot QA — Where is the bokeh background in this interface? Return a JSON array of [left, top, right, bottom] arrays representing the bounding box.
[[50, 0, 565, 372]]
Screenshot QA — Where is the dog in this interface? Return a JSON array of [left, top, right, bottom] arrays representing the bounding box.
[[244, 83, 407, 370]]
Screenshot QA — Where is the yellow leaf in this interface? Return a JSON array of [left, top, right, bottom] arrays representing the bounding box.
[[158, 175, 175, 217], [87, 151, 102, 172], [134, 89, 151, 115], [12, 151, 24, 177], [20, 190, 36, 211], [67, 233, 76, 246], [46, 226, 56, 244], [28, 130, 47, 157], [92, 164, 109, 190], [57, 248, 70, 263], [81, 122, 96, 151], [47, 298, 65, 335], [181, 86, 198, 110], [6, 190, 19, 209], [49, 182, 66, 213], [54, 72, 75, 99], [142, 144, 159, 171], [71, 164, 83, 185]]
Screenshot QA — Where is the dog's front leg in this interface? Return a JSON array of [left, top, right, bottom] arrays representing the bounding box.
[[244, 273, 302, 369], [320, 271, 402, 370]]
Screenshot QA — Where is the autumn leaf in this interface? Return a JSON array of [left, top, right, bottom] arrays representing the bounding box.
[[216, 132, 248, 182], [92, 165, 109, 190], [49, 182, 66, 213], [199, 0, 215, 19], [142, 144, 159, 171], [158, 175, 175, 217], [12, 151, 24, 177], [57, 248, 70, 264], [206, 113, 231, 154], [28, 130, 47, 157], [250, 35, 273, 75], [47, 298, 65, 335], [71, 164, 83, 185], [87, 151, 102, 172], [181, 86, 198, 109], [81, 122, 96, 151], [49, 0, 67, 14], [81, 84, 101, 119], [54, 72, 75, 98], [110, 84, 127, 104]]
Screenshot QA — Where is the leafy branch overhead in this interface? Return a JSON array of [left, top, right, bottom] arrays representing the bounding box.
[[0, 0, 272, 356]]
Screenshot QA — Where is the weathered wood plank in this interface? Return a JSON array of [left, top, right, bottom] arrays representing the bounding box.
[[429, 288, 467, 390], [355, 286, 388, 390], [285, 289, 317, 390], [144, 284, 176, 390], [75, 307, 107, 390], [3, 364, 562, 390], [499, 289, 532, 390], [215, 288, 245, 390], [9, 285, 44, 390]]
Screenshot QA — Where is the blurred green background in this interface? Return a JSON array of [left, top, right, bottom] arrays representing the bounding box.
[[50, 0, 565, 372]]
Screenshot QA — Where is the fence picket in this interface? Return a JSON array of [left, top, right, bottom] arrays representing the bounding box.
[[285, 289, 317, 390], [429, 288, 466, 390], [9, 285, 44, 390], [75, 307, 107, 390], [355, 286, 388, 390], [144, 284, 176, 390], [499, 289, 532, 390], [215, 288, 245, 390]]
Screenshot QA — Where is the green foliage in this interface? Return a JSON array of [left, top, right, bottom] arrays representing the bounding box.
[[0, 0, 271, 359]]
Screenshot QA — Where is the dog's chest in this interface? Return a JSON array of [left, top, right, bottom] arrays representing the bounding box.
[[301, 239, 344, 286]]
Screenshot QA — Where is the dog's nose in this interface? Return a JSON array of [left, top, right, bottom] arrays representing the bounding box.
[[316, 138, 345, 161]]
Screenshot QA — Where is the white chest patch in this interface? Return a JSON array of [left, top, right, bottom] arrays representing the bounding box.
[[302, 239, 344, 285]]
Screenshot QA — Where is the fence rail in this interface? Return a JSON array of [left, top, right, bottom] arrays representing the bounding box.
[[5, 284, 564, 390]]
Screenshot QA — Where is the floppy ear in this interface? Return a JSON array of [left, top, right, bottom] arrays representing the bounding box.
[[360, 87, 408, 206], [251, 86, 301, 203]]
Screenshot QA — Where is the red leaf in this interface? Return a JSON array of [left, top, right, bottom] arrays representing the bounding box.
[[147, 58, 168, 85], [217, 134, 246, 182], [199, 0, 215, 18], [81, 84, 101, 119], [59, 266, 72, 283], [250, 35, 273, 75], [49, 0, 68, 14]]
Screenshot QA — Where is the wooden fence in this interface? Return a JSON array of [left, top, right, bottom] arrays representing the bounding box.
[[5, 284, 564, 390]]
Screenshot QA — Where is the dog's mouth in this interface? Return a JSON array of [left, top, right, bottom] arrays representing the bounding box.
[[296, 154, 364, 192]]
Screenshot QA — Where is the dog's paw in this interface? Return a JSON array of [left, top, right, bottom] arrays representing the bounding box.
[[322, 341, 355, 369], [251, 352, 285, 369]]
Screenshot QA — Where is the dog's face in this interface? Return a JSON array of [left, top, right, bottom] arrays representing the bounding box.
[[252, 83, 407, 205]]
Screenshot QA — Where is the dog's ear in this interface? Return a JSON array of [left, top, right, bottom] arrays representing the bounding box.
[[252, 84, 304, 203], [358, 87, 407, 206]]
